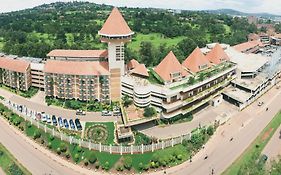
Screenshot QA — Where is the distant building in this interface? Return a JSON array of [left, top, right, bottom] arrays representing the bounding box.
[[233, 40, 264, 54]]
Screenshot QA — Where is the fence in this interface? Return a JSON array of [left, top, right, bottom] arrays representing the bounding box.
[[4, 100, 195, 155]]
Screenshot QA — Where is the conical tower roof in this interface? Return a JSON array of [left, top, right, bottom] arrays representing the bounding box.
[[182, 47, 210, 73], [206, 44, 229, 64], [154, 51, 188, 82], [99, 7, 134, 36]]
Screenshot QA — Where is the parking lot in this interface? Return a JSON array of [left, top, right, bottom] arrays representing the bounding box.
[[8, 95, 118, 123]]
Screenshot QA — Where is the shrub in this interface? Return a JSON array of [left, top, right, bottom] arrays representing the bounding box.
[[207, 125, 214, 136], [123, 156, 132, 170], [0, 150, 4, 156], [74, 153, 80, 162], [27, 122, 32, 128], [60, 143, 67, 152], [77, 146, 82, 152], [95, 162, 100, 169], [143, 107, 157, 118], [8, 163, 23, 175], [177, 154, 183, 160], [33, 130, 41, 139], [116, 165, 124, 171], [49, 135, 54, 141], [143, 164, 150, 171], [88, 152, 97, 164], [47, 142, 52, 149], [102, 161, 110, 171], [65, 151, 70, 159], [84, 158, 89, 166], [138, 162, 144, 170], [40, 139, 45, 145], [56, 147, 61, 155]]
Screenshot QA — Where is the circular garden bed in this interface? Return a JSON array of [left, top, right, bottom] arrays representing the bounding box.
[[85, 124, 109, 144]]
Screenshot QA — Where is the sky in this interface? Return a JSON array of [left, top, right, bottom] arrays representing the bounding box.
[[0, 0, 281, 15]]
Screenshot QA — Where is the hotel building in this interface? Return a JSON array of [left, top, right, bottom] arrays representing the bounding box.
[[0, 57, 31, 91]]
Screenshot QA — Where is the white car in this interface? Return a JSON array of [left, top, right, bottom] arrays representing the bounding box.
[[46, 115, 52, 123], [41, 114, 47, 122]]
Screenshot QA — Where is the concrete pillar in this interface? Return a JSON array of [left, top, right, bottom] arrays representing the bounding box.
[[162, 141, 164, 150], [152, 143, 154, 152], [52, 128, 54, 136], [110, 144, 112, 154], [60, 133, 62, 140], [172, 138, 174, 147], [180, 135, 183, 144], [99, 143, 101, 152], [79, 139, 81, 147], [131, 145, 133, 155], [44, 125, 47, 133], [37, 121, 39, 129], [88, 141, 91, 150], [141, 144, 144, 154]]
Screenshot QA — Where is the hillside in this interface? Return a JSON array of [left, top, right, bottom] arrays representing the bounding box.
[[206, 9, 281, 19], [0, 1, 257, 66]]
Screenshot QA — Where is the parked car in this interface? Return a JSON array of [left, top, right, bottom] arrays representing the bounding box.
[[258, 154, 268, 165], [52, 115, 57, 126], [102, 110, 112, 116], [58, 117, 63, 127], [63, 119, 69, 129], [74, 118, 82, 130], [69, 119, 75, 130], [76, 109, 86, 115], [35, 113, 42, 120], [41, 113, 47, 122], [46, 115, 52, 123]]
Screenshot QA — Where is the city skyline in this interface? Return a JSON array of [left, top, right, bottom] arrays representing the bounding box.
[[0, 0, 281, 15]]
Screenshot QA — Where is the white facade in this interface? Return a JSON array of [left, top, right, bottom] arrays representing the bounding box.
[[108, 42, 125, 75]]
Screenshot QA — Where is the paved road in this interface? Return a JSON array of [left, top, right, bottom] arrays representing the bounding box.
[[0, 116, 104, 175], [151, 85, 281, 175]]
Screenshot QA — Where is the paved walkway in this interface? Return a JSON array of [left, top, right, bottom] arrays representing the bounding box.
[[137, 101, 238, 139], [150, 83, 281, 175], [0, 168, 5, 175]]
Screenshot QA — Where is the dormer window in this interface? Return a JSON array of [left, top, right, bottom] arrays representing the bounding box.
[[171, 72, 181, 79], [199, 64, 208, 70]]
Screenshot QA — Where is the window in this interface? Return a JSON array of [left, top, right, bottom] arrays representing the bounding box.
[[115, 45, 124, 61]]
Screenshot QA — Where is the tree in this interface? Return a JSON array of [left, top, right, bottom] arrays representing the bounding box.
[[143, 107, 157, 118], [176, 38, 197, 62], [122, 95, 133, 107], [188, 76, 195, 85], [139, 41, 154, 67]]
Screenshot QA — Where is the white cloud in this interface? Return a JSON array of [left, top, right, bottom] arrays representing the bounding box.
[[0, 0, 280, 15]]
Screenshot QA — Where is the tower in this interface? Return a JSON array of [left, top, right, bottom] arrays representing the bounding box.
[[98, 7, 134, 101]]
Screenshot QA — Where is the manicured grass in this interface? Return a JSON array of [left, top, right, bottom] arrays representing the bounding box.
[[84, 122, 115, 145], [0, 143, 31, 175], [223, 112, 281, 175], [128, 33, 185, 51]]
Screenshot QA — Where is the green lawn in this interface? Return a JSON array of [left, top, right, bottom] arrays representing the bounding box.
[[128, 33, 185, 51], [0, 143, 31, 175], [223, 112, 281, 175]]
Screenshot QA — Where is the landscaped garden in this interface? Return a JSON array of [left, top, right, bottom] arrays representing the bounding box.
[[45, 96, 118, 112], [0, 101, 216, 173], [0, 84, 38, 98], [84, 122, 115, 145], [0, 143, 31, 175]]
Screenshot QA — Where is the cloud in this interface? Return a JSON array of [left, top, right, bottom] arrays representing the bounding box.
[[0, 0, 280, 15]]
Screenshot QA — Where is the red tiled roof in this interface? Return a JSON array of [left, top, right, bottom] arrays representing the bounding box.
[[206, 44, 230, 64], [44, 60, 110, 76], [131, 64, 149, 77], [99, 7, 134, 36], [0, 57, 30, 73], [182, 47, 210, 73], [233, 40, 263, 53], [127, 59, 139, 70], [47, 50, 108, 58], [154, 51, 188, 82]]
